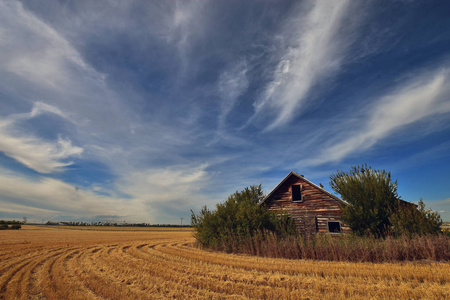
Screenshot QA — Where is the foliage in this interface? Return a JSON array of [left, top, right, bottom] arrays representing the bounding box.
[[44, 220, 191, 227], [0, 220, 22, 230], [329, 164, 399, 237], [191, 185, 296, 249], [389, 198, 442, 236], [0, 220, 23, 225], [330, 165, 443, 238]]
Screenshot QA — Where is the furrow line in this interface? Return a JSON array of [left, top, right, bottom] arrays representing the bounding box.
[[89, 242, 229, 299], [118, 242, 295, 299]]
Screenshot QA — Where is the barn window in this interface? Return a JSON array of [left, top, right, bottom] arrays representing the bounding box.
[[292, 184, 303, 202], [328, 221, 341, 233]]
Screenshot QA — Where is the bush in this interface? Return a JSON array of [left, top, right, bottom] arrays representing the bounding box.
[[330, 164, 442, 238], [0, 220, 22, 230], [389, 198, 442, 236], [191, 185, 296, 249], [330, 164, 399, 237]]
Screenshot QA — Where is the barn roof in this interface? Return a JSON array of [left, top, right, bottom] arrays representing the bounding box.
[[259, 171, 349, 206]]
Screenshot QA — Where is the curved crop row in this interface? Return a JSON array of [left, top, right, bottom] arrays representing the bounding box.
[[0, 226, 449, 299]]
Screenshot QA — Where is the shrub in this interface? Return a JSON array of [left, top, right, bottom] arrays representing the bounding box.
[[330, 164, 442, 238], [330, 164, 399, 237], [389, 198, 442, 236], [191, 185, 296, 249], [0, 220, 22, 230]]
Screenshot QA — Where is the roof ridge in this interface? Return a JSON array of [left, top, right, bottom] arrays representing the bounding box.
[[259, 171, 349, 206]]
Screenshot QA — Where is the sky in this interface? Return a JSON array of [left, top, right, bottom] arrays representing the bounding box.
[[0, 0, 450, 224]]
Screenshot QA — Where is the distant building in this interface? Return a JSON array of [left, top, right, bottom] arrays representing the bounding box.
[[260, 171, 351, 235]]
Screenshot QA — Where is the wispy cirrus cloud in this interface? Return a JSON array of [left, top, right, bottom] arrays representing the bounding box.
[[3, 102, 69, 125], [110, 164, 211, 222], [302, 67, 450, 166], [1, 0, 449, 223], [0, 0, 214, 223], [217, 60, 249, 129], [253, 0, 356, 130], [0, 1, 103, 91], [0, 156, 213, 223], [0, 102, 83, 173]]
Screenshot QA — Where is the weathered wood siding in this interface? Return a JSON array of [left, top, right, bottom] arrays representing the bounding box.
[[264, 176, 350, 235]]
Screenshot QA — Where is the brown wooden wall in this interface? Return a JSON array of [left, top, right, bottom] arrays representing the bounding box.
[[264, 176, 351, 235]]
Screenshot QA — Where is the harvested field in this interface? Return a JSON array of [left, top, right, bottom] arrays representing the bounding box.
[[1, 226, 449, 299]]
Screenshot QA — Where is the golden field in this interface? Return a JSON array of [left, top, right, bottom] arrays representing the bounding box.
[[1, 226, 449, 299]]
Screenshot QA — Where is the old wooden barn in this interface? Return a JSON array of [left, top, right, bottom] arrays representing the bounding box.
[[260, 171, 351, 235]]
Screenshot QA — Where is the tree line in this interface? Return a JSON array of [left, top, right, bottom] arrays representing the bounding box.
[[44, 221, 191, 227], [0, 220, 23, 230]]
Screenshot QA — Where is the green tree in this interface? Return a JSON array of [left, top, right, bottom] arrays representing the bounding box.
[[329, 164, 399, 237], [389, 198, 442, 236], [191, 185, 296, 249]]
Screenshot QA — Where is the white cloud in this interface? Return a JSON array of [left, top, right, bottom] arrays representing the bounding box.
[[253, 0, 354, 130], [1, 0, 447, 224], [29, 102, 68, 119], [217, 60, 249, 128], [302, 68, 450, 166], [3, 101, 69, 125], [0, 133, 82, 174], [119, 164, 209, 202], [0, 1, 139, 170], [0, 162, 213, 223], [0, 103, 83, 173], [0, 1, 103, 91], [0, 169, 147, 221], [107, 164, 213, 222], [0, 202, 62, 215]]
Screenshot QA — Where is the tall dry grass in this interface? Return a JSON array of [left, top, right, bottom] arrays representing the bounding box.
[[206, 230, 450, 262]]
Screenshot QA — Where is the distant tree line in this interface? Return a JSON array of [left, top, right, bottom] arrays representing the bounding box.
[[0, 220, 22, 230], [44, 221, 191, 227]]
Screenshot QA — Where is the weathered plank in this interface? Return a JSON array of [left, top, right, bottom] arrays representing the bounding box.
[[263, 172, 350, 235]]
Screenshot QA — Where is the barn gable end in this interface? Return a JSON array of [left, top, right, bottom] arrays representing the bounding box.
[[260, 171, 351, 235]]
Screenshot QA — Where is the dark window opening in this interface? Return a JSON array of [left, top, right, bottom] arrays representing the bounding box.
[[328, 221, 341, 233], [292, 185, 302, 202]]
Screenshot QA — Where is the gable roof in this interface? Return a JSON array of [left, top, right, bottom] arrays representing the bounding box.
[[259, 171, 349, 206]]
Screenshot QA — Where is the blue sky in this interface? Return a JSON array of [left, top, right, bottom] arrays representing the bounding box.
[[0, 0, 450, 224]]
